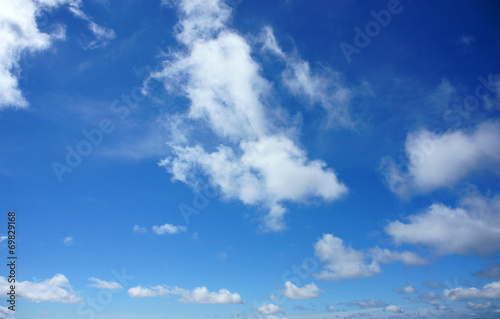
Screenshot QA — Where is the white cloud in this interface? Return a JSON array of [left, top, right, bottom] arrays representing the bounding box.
[[385, 194, 500, 256], [409, 292, 447, 310], [444, 281, 500, 301], [381, 121, 500, 196], [466, 301, 493, 310], [394, 283, 417, 294], [326, 305, 338, 312], [0, 236, 7, 243], [128, 284, 243, 304], [255, 303, 284, 315], [0, 274, 82, 303], [132, 225, 147, 234], [62, 236, 74, 246], [151, 0, 349, 232], [261, 26, 353, 128], [88, 277, 122, 290], [313, 234, 426, 281], [0, 306, 15, 319], [282, 281, 321, 299], [163, 135, 347, 232], [384, 305, 404, 313], [0, 0, 114, 109], [151, 223, 187, 235], [347, 299, 388, 309]]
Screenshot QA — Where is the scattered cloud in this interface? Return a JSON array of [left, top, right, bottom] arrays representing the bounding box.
[[128, 285, 243, 304], [474, 264, 500, 279], [0, 236, 7, 243], [386, 194, 500, 256], [422, 281, 445, 290], [133, 225, 147, 234], [151, 223, 187, 235], [88, 277, 122, 290], [313, 234, 426, 280], [66, 1, 115, 48], [0, 274, 82, 303], [466, 301, 493, 310], [444, 281, 500, 301], [282, 281, 322, 299], [409, 292, 447, 311], [255, 303, 284, 315], [381, 121, 500, 196], [326, 305, 339, 312], [384, 305, 404, 313], [394, 283, 417, 294], [151, 0, 349, 232], [346, 299, 388, 309]]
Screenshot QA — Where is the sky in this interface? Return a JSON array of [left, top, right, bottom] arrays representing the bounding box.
[[1, 0, 500, 318]]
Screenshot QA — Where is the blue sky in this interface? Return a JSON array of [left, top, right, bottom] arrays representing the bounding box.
[[1, 0, 500, 318]]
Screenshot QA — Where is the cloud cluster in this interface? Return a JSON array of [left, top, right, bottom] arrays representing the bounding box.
[[128, 284, 243, 304], [152, 0, 350, 231], [386, 194, 500, 256], [313, 234, 426, 280], [0, 274, 81, 303], [444, 281, 500, 301]]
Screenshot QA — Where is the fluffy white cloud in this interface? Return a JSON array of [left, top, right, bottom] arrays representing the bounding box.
[[164, 135, 347, 231], [152, 0, 349, 232], [394, 283, 417, 294], [151, 223, 187, 235], [88, 277, 122, 290], [0, 306, 15, 319], [282, 281, 321, 299], [444, 281, 500, 301], [381, 121, 500, 196], [386, 194, 500, 256], [128, 284, 243, 304], [0, 0, 113, 109], [384, 305, 404, 313], [313, 234, 426, 280], [0, 274, 82, 303], [255, 303, 284, 315]]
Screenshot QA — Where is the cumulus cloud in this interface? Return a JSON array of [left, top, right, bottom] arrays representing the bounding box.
[[394, 283, 417, 294], [381, 121, 500, 196], [444, 281, 500, 301], [384, 305, 404, 313], [0, 274, 82, 303], [127, 284, 243, 304], [313, 234, 426, 280], [88, 277, 122, 290], [255, 303, 284, 315], [151, 223, 187, 235], [150, 0, 350, 232], [282, 281, 322, 299], [0, 0, 113, 109], [474, 264, 500, 279], [385, 194, 500, 256]]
